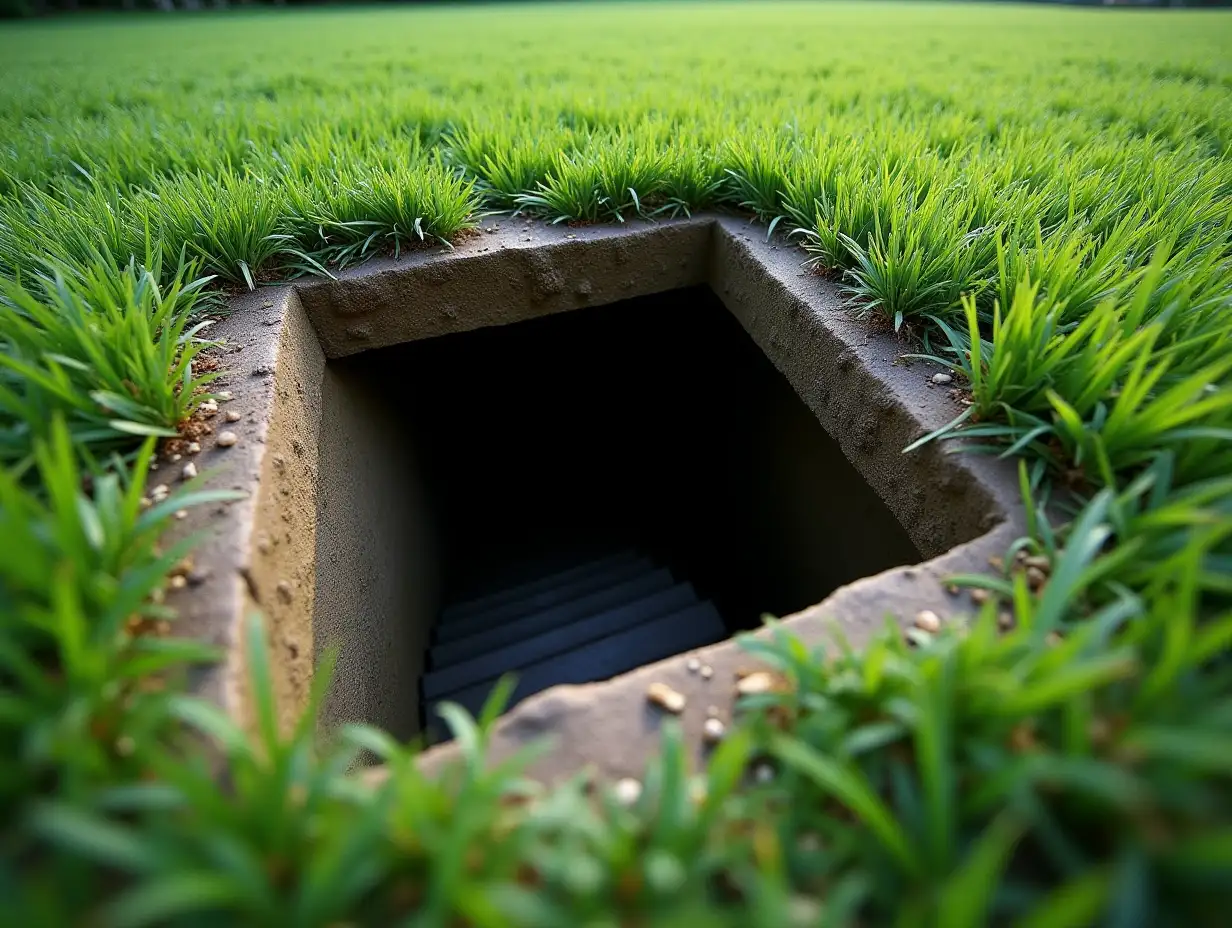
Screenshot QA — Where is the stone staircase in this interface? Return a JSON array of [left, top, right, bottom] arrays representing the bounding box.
[[421, 551, 725, 729]]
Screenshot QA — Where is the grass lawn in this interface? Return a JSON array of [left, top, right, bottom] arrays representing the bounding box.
[[2, 2, 1232, 923]]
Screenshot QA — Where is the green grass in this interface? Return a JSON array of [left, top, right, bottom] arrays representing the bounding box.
[[1, 2, 1231, 923]]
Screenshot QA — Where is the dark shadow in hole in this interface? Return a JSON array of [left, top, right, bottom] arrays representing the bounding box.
[[347, 285, 921, 637]]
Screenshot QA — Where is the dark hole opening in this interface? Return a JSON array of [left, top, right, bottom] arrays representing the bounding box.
[[317, 286, 919, 736]]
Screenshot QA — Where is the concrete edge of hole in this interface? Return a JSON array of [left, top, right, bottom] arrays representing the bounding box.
[[163, 212, 1025, 775], [169, 285, 324, 736]]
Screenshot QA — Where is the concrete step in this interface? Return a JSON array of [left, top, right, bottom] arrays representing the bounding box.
[[430, 567, 676, 668], [434, 553, 652, 643], [421, 583, 700, 701], [438, 550, 637, 625], [432, 600, 726, 721]]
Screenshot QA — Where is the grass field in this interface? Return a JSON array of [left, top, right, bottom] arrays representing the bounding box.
[[3, 3, 1232, 924]]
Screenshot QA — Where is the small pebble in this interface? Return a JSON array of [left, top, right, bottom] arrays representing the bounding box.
[[686, 657, 701, 673], [181, 462, 198, 480], [217, 391, 233, 401], [174, 509, 187, 520], [216, 431, 238, 447], [225, 410, 241, 422], [276, 580, 293, 603], [1023, 555, 1051, 572], [914, 610, 942, 633], [931, 372, 953, 385], [647, 681, 687, 714], [151, 483, 169, 500], [199, 399, 218, 416], [149, 462, 158, 471], [1026, 565, 1047, 590], [186, 441, 201, 454], [997, 611, 1015, 631], [970, 588, 990, 605], [753, 763, 775, 784], [170, 453, 181, 463], [613, 777, 642, 806], [169, 574, 187, 590], [700, 664, 713, 680], [736, 672, 780, 696], [702, 717, 726, 744], [946, 584, 959, 596]]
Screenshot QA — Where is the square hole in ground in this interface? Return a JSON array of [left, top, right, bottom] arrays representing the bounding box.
[[312, 286, 920, 739]]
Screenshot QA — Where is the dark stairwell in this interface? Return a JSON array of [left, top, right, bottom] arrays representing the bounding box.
[[323, 286, 920, 735]]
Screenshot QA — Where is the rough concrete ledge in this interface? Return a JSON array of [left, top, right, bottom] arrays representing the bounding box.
[[295, 217, 714, 358], [166, 213, 1024, 773]]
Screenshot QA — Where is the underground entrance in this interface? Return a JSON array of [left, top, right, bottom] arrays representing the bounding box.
[[311, 284, 921, 741]]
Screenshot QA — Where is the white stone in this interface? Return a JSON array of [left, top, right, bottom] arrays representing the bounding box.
[[216, 431, 238, 448], [647, 682, 686, 714], [174, 509, 187, 520], [702, 717, 726, 744], [225, 410, 241, 422], [186, 442, 201, 454], [914, 609, 942, 633], [686, 657, 700, 673], [700, 664, 714, 680], [181, 462, 198, 480], [931, 372, 953, 385], [613, 777, 642, 806], [736, 672, 779, 696], [217, 391, 233, 401]]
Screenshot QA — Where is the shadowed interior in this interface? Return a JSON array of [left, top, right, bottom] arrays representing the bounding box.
[[315, 286, 920, 737]]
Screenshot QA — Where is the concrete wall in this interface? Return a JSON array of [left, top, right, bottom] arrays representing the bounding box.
[[314, 362, 439, 741]]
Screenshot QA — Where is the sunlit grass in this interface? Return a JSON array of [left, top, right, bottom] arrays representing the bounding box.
[[1, 3, 1231, 923]]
